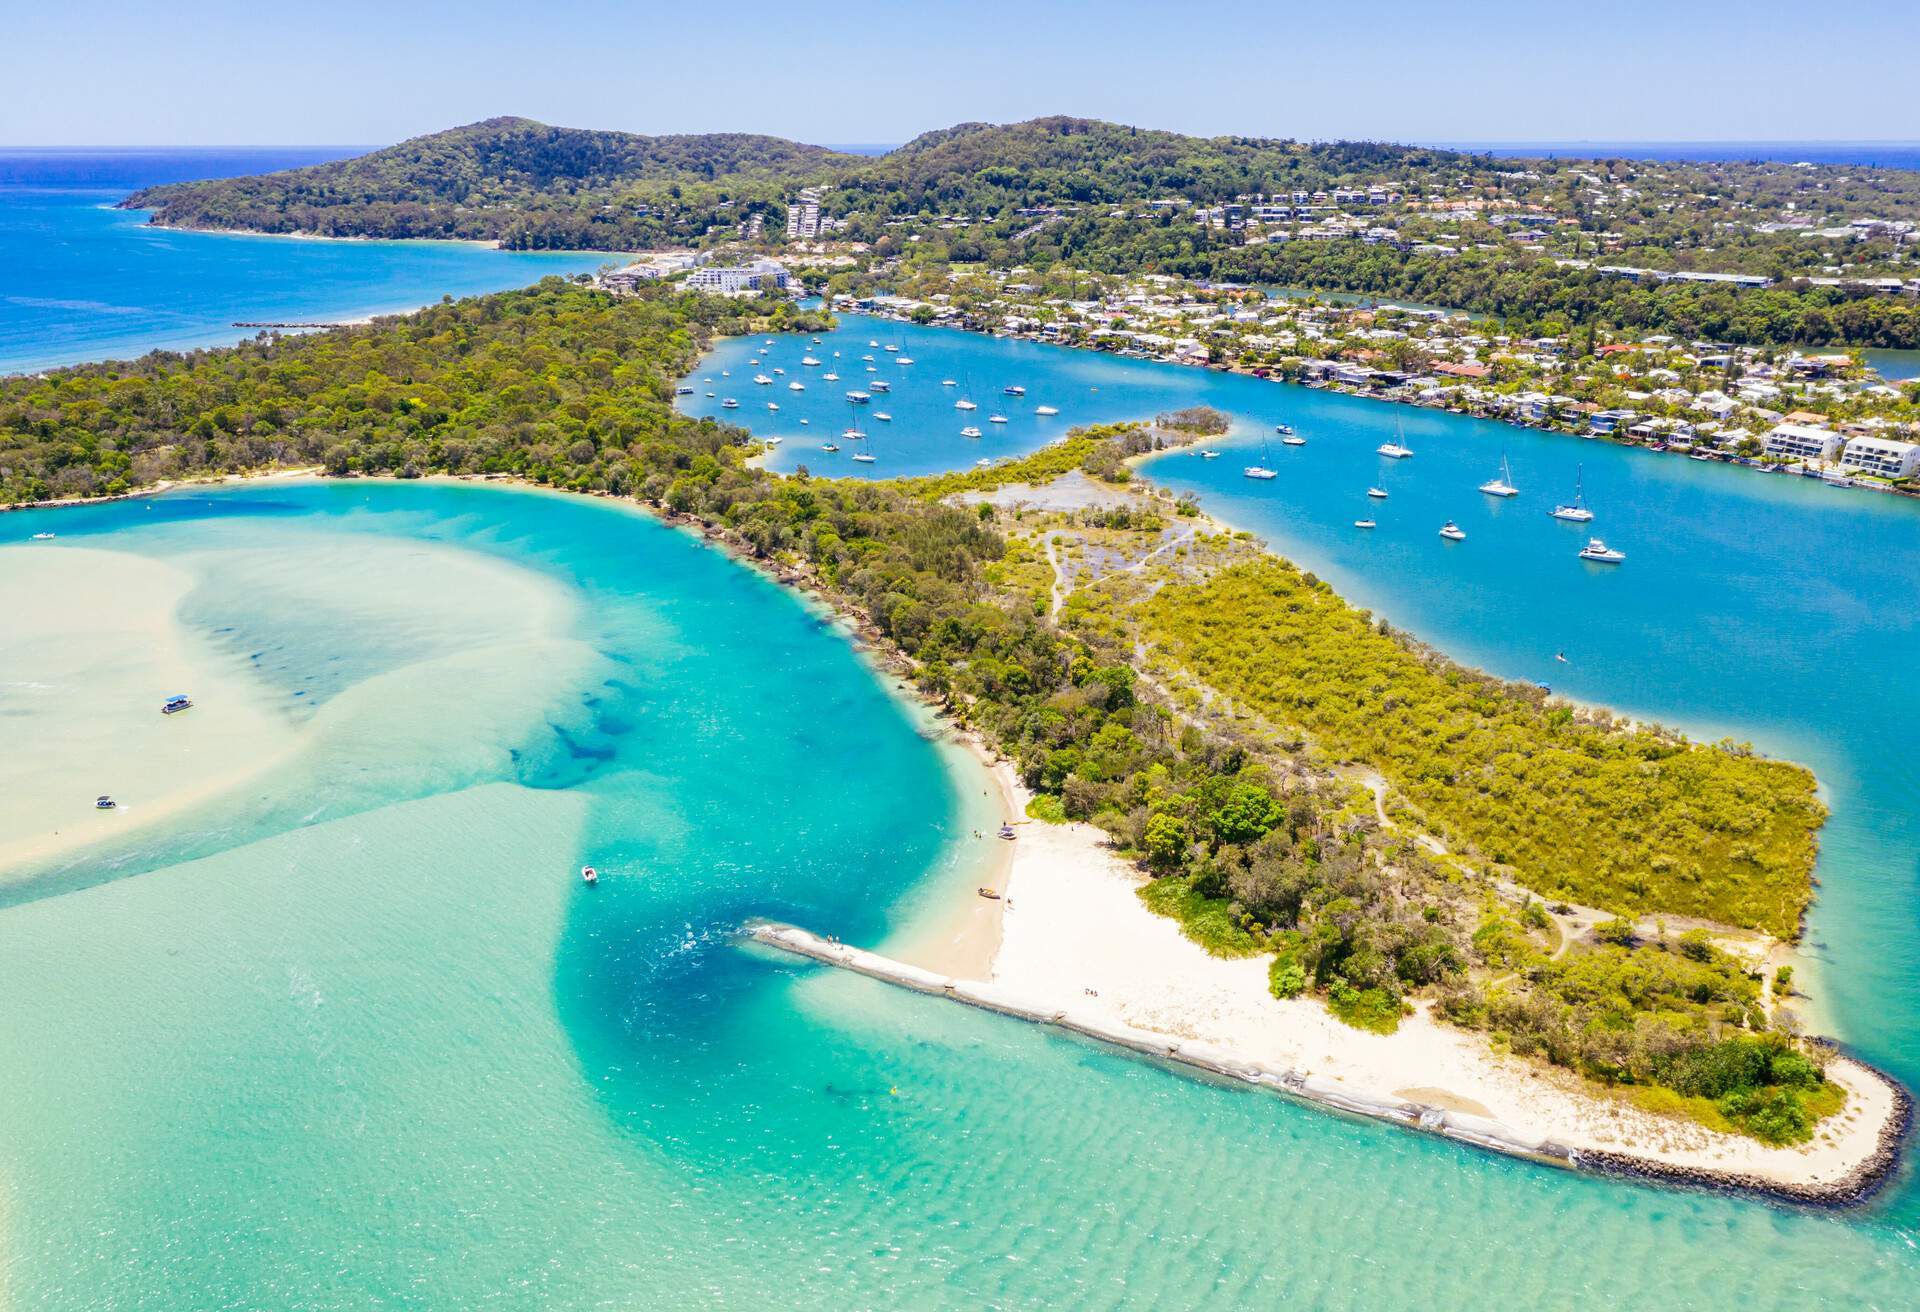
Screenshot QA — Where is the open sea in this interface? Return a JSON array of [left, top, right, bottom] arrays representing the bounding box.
[[0, 148, 617, 375], [3, 154, 1920, 1309]]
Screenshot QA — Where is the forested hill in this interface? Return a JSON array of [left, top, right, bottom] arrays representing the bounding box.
[[122, 117, 858, 248], [861, 116, 1470, 210], [123, 115, 1478, 249]]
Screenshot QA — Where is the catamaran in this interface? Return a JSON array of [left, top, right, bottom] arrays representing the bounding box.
[[1354, 517, 1377, 530], [1479, 454, 1519, 497], [1439, 521, 1467, 541], [721, 398, 739, 409], [1377, 417, 1414, 459], [846, 391, 870, 403], [1551, 465, 1596, 522], [869, 379, 890, 392], [1577, 538, 1626, 563]]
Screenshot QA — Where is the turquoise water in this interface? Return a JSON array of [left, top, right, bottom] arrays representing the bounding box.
[[0, 150, 616, 375], [7, 481, 1920, 1309]]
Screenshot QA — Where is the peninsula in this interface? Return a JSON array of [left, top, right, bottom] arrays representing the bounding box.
[[2, 280, 1904, 1201]]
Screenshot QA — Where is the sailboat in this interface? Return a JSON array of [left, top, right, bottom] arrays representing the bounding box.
[[1551, 465, 1596, 522], [1378, 415, 1414, 459], [1244, 434, 1278, 480], [1479, 453, 1519, 497]]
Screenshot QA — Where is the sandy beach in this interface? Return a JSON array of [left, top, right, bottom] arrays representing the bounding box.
[[861, 756, 1904, 1200]]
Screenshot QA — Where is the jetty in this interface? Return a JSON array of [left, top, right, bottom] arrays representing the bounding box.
[[745, 921, 1910, 1206]]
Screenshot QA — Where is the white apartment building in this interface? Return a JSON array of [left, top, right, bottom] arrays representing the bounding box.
[[1762, 422, 1843, 462], [1841, 435, 1920, 479]]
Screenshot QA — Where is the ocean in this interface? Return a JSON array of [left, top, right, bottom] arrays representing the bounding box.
[[0, 148, 618, 375], [1429, 141, 1920, 170]]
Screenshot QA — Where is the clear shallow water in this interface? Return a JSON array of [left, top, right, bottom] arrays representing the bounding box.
[[4, 484, 1917, 1310], [0, 150, 616, 374]]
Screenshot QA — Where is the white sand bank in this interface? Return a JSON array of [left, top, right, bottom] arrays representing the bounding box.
[[0, 544, 298, 875]]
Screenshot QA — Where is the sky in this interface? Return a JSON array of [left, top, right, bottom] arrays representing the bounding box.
[[5, 0, 1916, 148]]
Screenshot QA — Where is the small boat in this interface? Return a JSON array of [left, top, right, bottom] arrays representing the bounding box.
[[870, 379, 890, 392], [868, 339, 880, 348], [800, 419, 810, 425], [764, 436, 782, 446], [161, 694, 193, 715], [961, 426, 984, 438], [1200, 450, 1221, 459], [976, 458, 991, 467], [884, 344, 900, 352], [1354, 518, 1377, 529], [1439, 521, 1466, 541], [768, 402, 779, 411], [1555, 651, 1569, 663], [988, 414, 1008, 424], [1551, 465, 1596, 522], [896, 356, 914, 364], [788, 381, 805, 391], [842, 428, 866, 440], [875, 412, 892, 421], [822, 443, 840, 452], [955, 399, 978, 411], [1281, 435, 1306, 447], [977, 887, 1002, 900], [1479, 453, 1519, 498], [95, 795, 116, 810], [1243, 465, 1277, 480], [31, 531, 56, 540], [721, 399, 739, 409], [1035, 405, 1059, 416], [942, 379, 958, 387], [846, 391, 870, 403], [720, 370, 730, 377], [802, 356, 822, 367], [861, 354, 875, 362], [704, 391, 715, 398], [581, 865, 598, 885], [1367, 487, 1389, 499], [811, 337, 821, 344], [774, 367, 786, 375], [1578, 538, 1626, 564], [1275, 423, 1295, 436], [1004, 385, 1027, 396], [1379, 417, 1414, 459], [823, 372, 840, 381], [852, 452, 877, 463], [753, 374, 773, 385], [675, 385, 694, 395]]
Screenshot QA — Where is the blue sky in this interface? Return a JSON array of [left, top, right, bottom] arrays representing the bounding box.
[[8, 0, 1916, 146]]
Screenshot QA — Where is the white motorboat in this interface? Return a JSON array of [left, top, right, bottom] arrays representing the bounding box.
[[1035, 405, 1059, 416], [1577, 538, 1626, 563], [1439, 521, 1467, 541], [961, 426, 984, 438]]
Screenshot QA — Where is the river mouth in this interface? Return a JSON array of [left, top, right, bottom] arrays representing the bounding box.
[[4, 305, 1920, 1303]]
